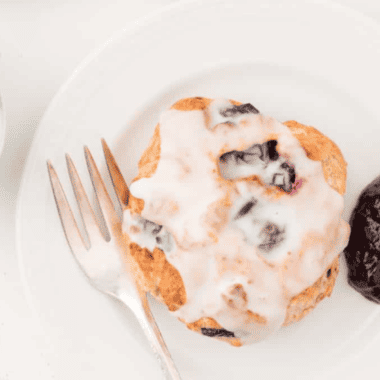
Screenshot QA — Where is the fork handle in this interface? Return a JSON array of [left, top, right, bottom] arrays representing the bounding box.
[[118, 291, 182, 380]]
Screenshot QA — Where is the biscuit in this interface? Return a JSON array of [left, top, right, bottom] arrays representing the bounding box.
[[125, 97, 347, 345]]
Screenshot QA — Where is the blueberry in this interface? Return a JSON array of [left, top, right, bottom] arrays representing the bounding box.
[[244, 144, 263, 161], [235, 152, 246, 164], [220, 106, 237, 118], [235, 199, 257, 219], [219, 103, 259, 118], [238, 103, 260, 114], [280, 162, 296, 182], [275, 162, 296, 192], [241, 153, 260, 165], [152, 225, 163, 235], [220, 150, 257, 166], [219, 151, 237, 164], [265, 140, 279, 161], [143, 220, 162, 235], [201, 328, 235, 338], [288, 168, 296, 184], [218, 140, 297, 193], [259, 223, 285, 252]]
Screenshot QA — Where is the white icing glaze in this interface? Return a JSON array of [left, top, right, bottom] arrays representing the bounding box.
[[124, 98, 350, 344]]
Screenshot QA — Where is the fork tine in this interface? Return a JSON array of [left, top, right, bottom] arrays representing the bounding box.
[[66, 154, 105, 244], [101, 138, 130, 210], [47, 160, 89, 253], [84, 146, 119, 232]]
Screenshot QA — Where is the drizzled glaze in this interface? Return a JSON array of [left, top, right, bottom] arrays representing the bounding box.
[[124, 99, 350, 344]]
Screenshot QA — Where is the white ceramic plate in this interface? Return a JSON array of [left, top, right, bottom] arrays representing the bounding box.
[[16, 0, 380, 379], [0, 92, 5, 156]]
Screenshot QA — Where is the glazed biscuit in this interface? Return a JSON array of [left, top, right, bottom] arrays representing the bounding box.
[[124, 97, 347, 346]]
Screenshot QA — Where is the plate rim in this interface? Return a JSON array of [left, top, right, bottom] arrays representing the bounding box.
[[0, 91, 6, 156]]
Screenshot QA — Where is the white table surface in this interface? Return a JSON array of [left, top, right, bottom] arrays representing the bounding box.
[[1, 1, 380, 379]]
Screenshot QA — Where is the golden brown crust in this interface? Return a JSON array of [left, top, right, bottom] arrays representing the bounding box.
[[283, 120, 347, 196], [170, 97, 241, 111], [283, 255, 340, 326], [128, 243, 187, 312], [135, 124, 161, 182], [126, 97, 346, 346]]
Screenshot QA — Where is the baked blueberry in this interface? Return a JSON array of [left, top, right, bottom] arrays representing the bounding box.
[[265, 140, 279, 161], [259, 222, 286, 252], [219, 140, 297, 192], [201, 328, 235, 338], [271, 162, 296, 192], [244, 144, 264, 161], [220, 145, 262, 166], [235, 199, 257, 219], [143, 220, 162, 235], [220, 103, 259, 118]]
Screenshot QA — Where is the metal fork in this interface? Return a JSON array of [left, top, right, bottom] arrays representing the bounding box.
[[47, 140, 182, 380]]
